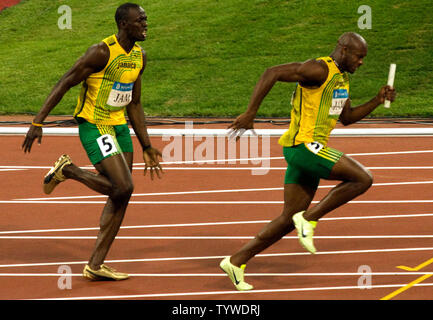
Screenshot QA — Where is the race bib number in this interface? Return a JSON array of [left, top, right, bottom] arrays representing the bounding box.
[[306, 141, 324, 154], [106, 82, 134, 108], [96, 134, 118, 157], [329, 88, 348, 116]]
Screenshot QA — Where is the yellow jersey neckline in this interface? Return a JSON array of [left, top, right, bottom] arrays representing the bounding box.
[[114, 34, 137, 56], [329, 56, 343, 74]]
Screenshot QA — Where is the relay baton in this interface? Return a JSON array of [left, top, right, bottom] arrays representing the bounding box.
[[384, 63, 396, 108]]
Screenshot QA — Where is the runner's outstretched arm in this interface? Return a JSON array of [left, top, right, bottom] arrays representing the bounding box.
[[228, 59, 328, 133], [22, 43, 109, 153], [126, 50, 163, 180], [339, 85, 396, 125]]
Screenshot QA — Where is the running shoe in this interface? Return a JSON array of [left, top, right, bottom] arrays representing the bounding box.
[[43, 154, 72, 194], [292, 211, 317, 254], [83, 264, 129, 281], [219, 256, 253, 291]]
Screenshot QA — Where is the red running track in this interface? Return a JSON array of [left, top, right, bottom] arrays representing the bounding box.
[[0, 0, 22, 11], [0, 131, 433, 300]]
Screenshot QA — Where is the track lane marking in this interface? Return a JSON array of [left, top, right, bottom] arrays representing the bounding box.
[[2, 149, 433, 170], [2, 212, 433, 235], [381, 275, 432, 300], [2, 200, 433, 204], [32, 282, 433, 300], [1, 271, 433, 277], [15, 180, 433, 201], [2, 166, 433, 171], [397, 257, 433, 271], [381, 256, 433, 300], [1, 235, 433, 240], [1, 247, 433, 268]]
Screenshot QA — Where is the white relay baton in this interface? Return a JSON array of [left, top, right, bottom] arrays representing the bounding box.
[[384, 63, 396, 108]]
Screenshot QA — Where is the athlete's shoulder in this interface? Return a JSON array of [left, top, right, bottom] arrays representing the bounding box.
[[316, 56, 334, 64], [102, 34, 117, 47], [316, 56, 343, 76], [298, 58, 329, 87], [79, 41, 110, 72], [306, 58, 329, 73], [85, 41, 110, 60], [89, 41, 110, 54]]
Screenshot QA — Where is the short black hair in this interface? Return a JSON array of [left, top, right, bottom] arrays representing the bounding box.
[[115, 3, 140, 27]]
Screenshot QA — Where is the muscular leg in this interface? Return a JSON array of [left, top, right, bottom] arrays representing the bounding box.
[[230, 183, 316, 267], [88, 152, 134, 269], [62, 163, 114, 196], [303, 154, 373, 222], [64, 152, 134, 270]]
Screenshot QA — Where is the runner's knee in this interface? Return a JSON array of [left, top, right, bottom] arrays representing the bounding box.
[[361, 168, 373, 189], [111, 180, 134, 201], [353, 168, 373, 194], [334, 156, 373, 192]]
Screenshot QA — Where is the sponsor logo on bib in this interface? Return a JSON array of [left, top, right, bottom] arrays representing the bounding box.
[[106, 82, 134, 109], [329, 88, 348, 116]]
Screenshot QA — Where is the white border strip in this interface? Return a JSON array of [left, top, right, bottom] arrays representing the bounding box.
[[2, 127, 433, 136]]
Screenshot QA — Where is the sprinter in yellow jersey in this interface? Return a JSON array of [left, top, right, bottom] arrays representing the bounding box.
[[22, 3, 162, 281], [220, 32, 396, 291]]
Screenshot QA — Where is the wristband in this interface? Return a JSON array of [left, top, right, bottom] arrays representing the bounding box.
[[32, 122, 43, 127], [143, 144, 152, 151]]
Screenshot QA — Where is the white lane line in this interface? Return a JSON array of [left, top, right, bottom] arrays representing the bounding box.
[[17, 187, 285, 201], [1, 212, 433, 235], [348, 149, 433, 156], [367, 167, 433, 169], [153, 150, 433, 165], [1, 213, 432, 235], [3, 166, 433, 171], [157, 156, 285, 165], [33, 282, 433, 300], [0, 166, 50, 169], [139, 149, 433, 166], [1, 247, 433, 268], [14, 181, 433, 201], [3, 149, 432, 170], [2, 272, 433, 277], [2, 200, 433, 204], [0, 220, 271, 234], [324, 213, 433, 220], [130, 166, 433, 170], [1, 235, 433, 240], [0, 166, 89, 170]]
